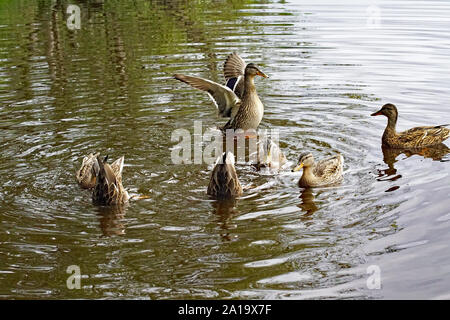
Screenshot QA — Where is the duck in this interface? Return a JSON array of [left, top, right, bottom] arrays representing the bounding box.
[[254, 138, 287, 170], [76, 153, 125, 189], [92, 155, 130, 205], [174, 52, 268, 131], [207, 152, 243, 199], [292, 152, 344, 187], [371, 103, 450, 148]]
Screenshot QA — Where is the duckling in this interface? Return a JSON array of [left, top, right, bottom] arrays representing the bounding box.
[[92, 155, 130, 205], [76, 154, 125, 190], [292, 152, 344, 187], [207, 152, 243, 199], [254, 138, 287, 170], [371, 103, 450, 148]]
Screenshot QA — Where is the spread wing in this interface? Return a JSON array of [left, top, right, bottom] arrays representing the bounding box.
[[223, 52, 246, 80], [399, 125, 450, 147], [174, 74, 240, 118], [223, 53, 246, 98]]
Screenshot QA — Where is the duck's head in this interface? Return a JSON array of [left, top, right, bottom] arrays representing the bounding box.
[[292, 152, 314, 171], [245, 63, 268, 78], [371, 103, 398, 119]]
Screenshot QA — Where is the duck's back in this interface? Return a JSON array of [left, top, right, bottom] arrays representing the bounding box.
[[313, 154, 344, 182], [207, 164, 242, 199], [92, 157, 129, 205], [392, 125, 450, 148]]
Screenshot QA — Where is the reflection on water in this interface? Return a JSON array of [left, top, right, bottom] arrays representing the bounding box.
[[377, 144, 450, 190], [297, 188, 318, 217], [96, 205, 127, 237], [210, 199, 240, 242], [1, 0, 450, 299]]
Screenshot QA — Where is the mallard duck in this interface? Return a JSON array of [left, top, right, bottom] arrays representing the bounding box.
[[292, 152, 344, 187], [254, 138, 287, 170], [207, 152, 243, 199], [371, 103, 450, 148], [174, 52, 268, 131], [92, 155, 130, 205], [76, 154, 125, 189]]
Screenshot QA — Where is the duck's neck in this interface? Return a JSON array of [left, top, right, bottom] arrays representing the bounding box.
[[383, 114, 398, 139], [243, 74, 256, 98], [299, 165, 316, 186]]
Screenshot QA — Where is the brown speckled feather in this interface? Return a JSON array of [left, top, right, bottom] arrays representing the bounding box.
[[76, 153, 99, 189], [92, 156, 129, 205], [222, 72, 264, 131], [223, 52, 246, 81], [313, 154, 343, 179], [223, 53, 246, 98], [174, 73, 240, 118], [174, 54, 267, 131], [76, 154, 124, 189], [207, 153, 242, 199], [373, 103, 450, 148], [384, 125, 450, 148], [296, 153, 344, 188]]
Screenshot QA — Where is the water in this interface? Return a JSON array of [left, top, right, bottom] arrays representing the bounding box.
[[0, 0, 449, 299]]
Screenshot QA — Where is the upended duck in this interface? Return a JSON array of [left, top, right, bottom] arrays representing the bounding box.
[[292, 152, 344, 188], [76, 153, 124, 189], [92, 155, 130, 205], [254, 138, 287, 170], [174, 52, 268, 131], [207, 152, 243, 199], [371, 103, 450, 148]]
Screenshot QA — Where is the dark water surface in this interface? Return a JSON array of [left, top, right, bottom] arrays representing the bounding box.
[[0, 0, 449, 299]]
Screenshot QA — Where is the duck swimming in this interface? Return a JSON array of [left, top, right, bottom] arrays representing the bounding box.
[[174, 53, 268, 131], [371, 103, 450, 148], [292, 152, 344, 188]]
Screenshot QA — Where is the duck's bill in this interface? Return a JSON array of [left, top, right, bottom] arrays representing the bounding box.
[[371, 110, 382, 116], [292, 163, 304, 172], [257, 70, 269, 78]]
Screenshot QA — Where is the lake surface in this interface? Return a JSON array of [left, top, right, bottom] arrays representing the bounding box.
[[0, 0, 449, 299]]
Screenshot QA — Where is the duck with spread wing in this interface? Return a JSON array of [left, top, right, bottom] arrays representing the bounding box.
[[174, 53, 268, 131]]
